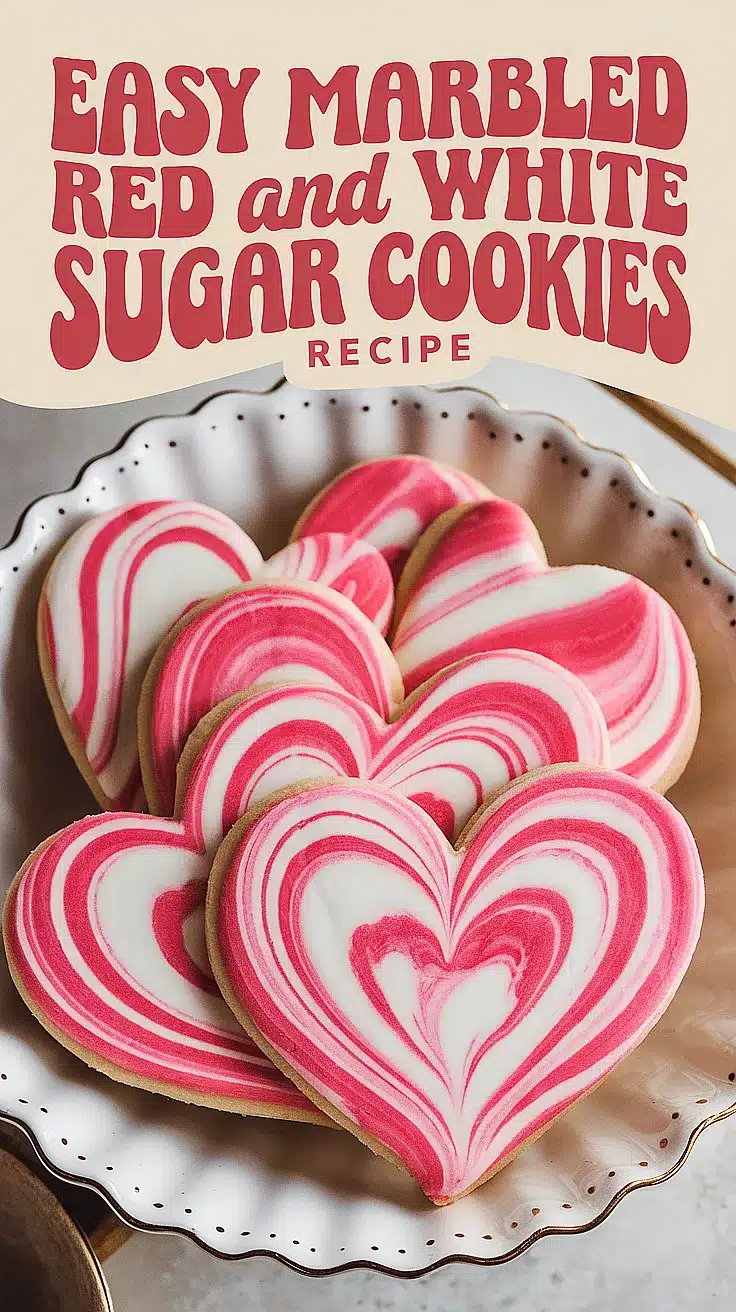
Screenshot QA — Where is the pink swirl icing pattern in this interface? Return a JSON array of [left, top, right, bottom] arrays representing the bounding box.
[[144, 580, 403, 816], [292, 456, 490, 578], [3, 813, 326, 1118], [212, 772, 704, 1203], [392, 499, 699, 789], [262, 535, 393, 634], [42, 501, 260, 811], [3, 644, 609, 1119], [181, 651, 609, 848], [41, 500, 393, 812]]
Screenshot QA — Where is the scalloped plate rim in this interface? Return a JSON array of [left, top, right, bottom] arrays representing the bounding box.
[[1, 375, 734, 1273]]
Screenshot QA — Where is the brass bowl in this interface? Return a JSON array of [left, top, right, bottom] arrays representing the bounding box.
[[0, 1144, 112, 1312]]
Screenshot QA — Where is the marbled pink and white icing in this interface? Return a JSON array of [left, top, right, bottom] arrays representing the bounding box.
[[4, 646, 606, 1116], [40, 500, 393, 811], [292, 456, 490, 579], [183, 651, 609, 847], [212, 772, 704, 1203], [261, 535, 393, 633], [144, 580, 403, 816], [3, 813, 327, 1119], [392, 500, 699, 789]]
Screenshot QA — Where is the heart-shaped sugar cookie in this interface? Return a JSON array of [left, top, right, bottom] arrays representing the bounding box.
[[207, 772, 704, 1204], [179, 650, 609, 845], [292, 455, 490, 579], [39, 500, 393, 811], [4, 645, 603, 1117], [392, 499, 700, 791], [139, 580, 404, 816], [3, 813, 328, 1123]]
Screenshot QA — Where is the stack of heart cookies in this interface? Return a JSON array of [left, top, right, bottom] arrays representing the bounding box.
[[3, 455, 706, 1206]]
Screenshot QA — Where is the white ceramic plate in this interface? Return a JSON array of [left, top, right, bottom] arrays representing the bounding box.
[[1, 379, 735, 1275]]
